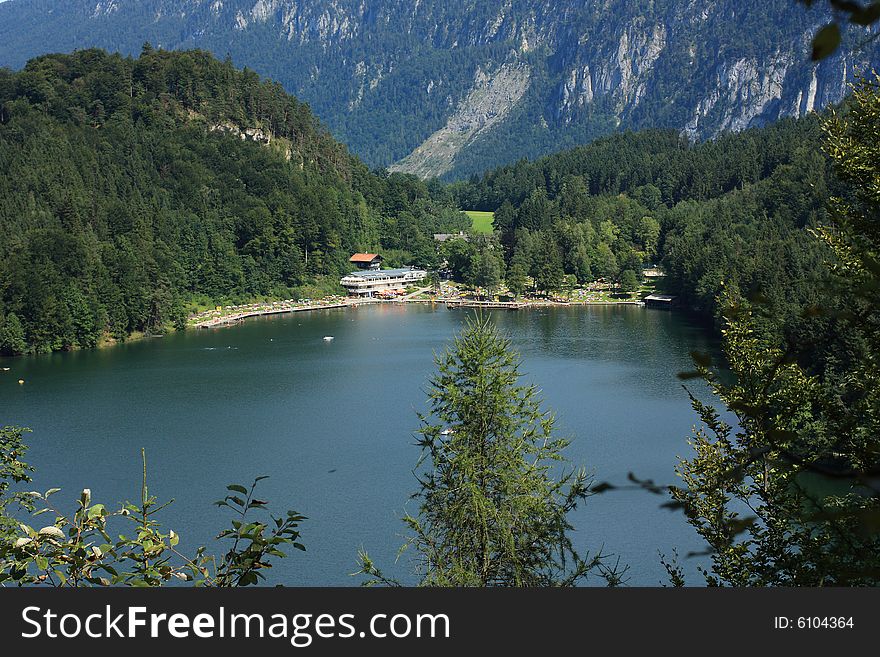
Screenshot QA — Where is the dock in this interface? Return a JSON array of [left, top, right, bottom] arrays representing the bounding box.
[[443, 300, 528, 309], [643, 294, 679, 309]]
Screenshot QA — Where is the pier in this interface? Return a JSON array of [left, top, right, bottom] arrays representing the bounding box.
[[643, 294, 679, 309], [443, 299, 528, 309]]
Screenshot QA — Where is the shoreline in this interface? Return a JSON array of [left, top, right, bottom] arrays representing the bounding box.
[[189, 295, 648, 330], [190, 297, 380, 329], [0, 294, 657, 360]]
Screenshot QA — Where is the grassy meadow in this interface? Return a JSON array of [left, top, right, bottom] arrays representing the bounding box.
[[464, 210, 494, 234]]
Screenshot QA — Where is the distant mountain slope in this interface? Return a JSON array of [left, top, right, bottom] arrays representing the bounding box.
[[0, 1, 877, 179]]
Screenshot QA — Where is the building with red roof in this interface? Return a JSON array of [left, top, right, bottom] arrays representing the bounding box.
[[349, 253, 383, 270]]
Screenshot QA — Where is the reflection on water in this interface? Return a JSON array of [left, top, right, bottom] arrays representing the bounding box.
[[1, 303, 716, 585]]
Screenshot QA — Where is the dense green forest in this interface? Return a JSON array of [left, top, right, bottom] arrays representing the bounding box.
[[666, 75, 880, 585], [449, 117, 836, 335], [0, 47, 467, 355], [0, 47, 846, 357]]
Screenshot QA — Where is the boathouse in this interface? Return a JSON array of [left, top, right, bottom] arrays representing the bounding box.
[[349, 253, 383, 270], [340, 267, 427, 297], [644, 293, 679, 309]]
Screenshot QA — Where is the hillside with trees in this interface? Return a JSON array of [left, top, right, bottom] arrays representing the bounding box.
[[449, 115, 837, 340], [0, 47, 467, 355], [666, 74, 880, 585]]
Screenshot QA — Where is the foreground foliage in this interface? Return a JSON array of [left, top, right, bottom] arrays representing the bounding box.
[[671, 75, 880, 586], [0, 432, 304, 587]]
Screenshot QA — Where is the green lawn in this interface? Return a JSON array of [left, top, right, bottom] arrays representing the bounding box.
[[464, 210, 494, 234]]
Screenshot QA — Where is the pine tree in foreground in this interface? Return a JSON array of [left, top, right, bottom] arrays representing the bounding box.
[[670, 74, 880, 586], [360, 314, 623, 586]]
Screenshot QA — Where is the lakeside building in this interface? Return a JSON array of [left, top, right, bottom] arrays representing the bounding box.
[[644, 293, 679, 308], [340, 267, 428, 297], [433, 232, 468, 243], [349, 253, 383, 270]]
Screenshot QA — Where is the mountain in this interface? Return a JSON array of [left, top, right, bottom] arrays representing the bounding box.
[[0, 1, 876, 180], [0, 47, 467, 354]]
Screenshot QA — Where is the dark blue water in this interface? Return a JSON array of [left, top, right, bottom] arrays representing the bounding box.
[[1, 303, 717, 585]]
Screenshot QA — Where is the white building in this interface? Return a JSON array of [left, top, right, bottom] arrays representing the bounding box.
[[340, 267, 428, 297]]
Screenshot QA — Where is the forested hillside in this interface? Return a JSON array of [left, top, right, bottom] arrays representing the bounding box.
[[449, 116, 836, 334], [0, 47, 467, 354], [0, 1, 876, 179], [0, 45, 841, 357]]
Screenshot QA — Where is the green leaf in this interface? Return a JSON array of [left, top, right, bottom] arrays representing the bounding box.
[[226, 484, 248, 495], [850, 3, 880, 26], [690, 350, 712, 368], [728, 401, 763, 416], [765, 429, 797, 444], [812, 24, 841, 60]]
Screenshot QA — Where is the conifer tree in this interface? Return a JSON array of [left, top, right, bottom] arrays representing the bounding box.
[[360, 315, 622, 586], [671, 75, 880, 585]]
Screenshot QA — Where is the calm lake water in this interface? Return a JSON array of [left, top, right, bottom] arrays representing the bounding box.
[[1, 303, 718, 585]]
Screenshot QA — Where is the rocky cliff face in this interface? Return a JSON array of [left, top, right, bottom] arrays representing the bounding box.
[[390, 62, 532, 178], [544, 5, 863, 135], [0, 1, 876, 178]]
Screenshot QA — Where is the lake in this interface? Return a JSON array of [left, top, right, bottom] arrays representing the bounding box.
[[1, 303, 718, 586]]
